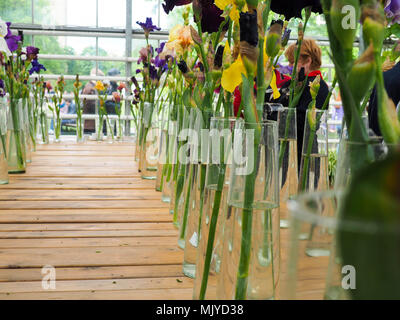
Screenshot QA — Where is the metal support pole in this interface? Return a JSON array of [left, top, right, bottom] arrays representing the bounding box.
[[125, 0, 133, 137]]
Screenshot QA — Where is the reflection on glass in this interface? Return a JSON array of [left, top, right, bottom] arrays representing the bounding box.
[[0, 1, 31, 24]]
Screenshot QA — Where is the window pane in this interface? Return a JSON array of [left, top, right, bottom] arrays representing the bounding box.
[[98, 0, 126, 28], [160, 4, 193, 30], [133, 0, 159, 28], [0, 0, 32, 24], [33, 0, 97, 27]]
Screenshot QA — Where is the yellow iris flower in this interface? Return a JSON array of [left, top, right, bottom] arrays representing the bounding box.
[[166, 24, 193, 56], [221, 39, 281, 99], [215, 0, 248, 23], [95, 81, 105, 91]]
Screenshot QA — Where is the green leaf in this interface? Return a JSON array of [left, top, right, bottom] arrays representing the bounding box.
[[338, 151, 400, 299]]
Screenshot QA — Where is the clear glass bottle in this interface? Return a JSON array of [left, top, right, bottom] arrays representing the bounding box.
[[7, 99, 26, 174], [299, 110, 329, 193], [217, 120, 280, 300], [265, 105, 298, 229], [193, 117, 236, 300]]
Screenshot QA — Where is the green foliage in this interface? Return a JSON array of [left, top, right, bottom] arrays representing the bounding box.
[[328, 150, 337, 187], [338, 152, 400, 299]]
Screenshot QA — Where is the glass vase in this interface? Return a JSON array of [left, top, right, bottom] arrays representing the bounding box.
[[180, 108, 212, 271], [282, 191, 339, 300], [193, 117, 236, 300], [155, 119, 168, 192], [0, 97, 7, 159], [299, 110, 329, 193], [177, 108, 200, 248], [96, 117, 104, 142], [162, 121, 178, 203], [171, 105, 191, 228], [265, 104, 298, 229], [23, 99, 32, 164], [138, 102, 157, 174], [37, 110, 49, 145], [140, 121, 159, 180], [106, 118, 116, 144], [52, 111, 62, 143], [7, 99, 26, 174], [334, 138, 389, 191], [76, 115, 85, 144], [117, 117, 124, 141], [0, 98, 8, 184], [217, 120, 280, 300]]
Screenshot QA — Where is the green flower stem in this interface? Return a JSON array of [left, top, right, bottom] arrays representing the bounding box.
[[197, 164, 207, 236], [1, 134, 6, 158], [299, 79, 337, 192], [40, 110, 47, 143], [172, 162, 186, 225], [10, 101, 25, 170], [179, 163, 194, 241], [235, 144, 258, 300], [199, 163, 226, 300]]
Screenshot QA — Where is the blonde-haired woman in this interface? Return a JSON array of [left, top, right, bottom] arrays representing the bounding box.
[[272, 38, 330, 170]]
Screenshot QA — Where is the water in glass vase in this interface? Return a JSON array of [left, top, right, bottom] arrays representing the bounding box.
[[300, 154, 329, 193], [279, 138, 298, 228], [217, 201, 280, 300]]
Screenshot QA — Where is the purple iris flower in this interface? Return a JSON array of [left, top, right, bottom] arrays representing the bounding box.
[[5, 22, 21, 52], [156, 42, 166, 55], [0, 79, 5, 97], [136, 18, 161, 36], [385, 0, 400, 24], [26, 46, 40, 60], [162, 0, 228, 34], [149, 65, 158, 80], [29, 59, 46, 75], [276, 63, 294, 76]]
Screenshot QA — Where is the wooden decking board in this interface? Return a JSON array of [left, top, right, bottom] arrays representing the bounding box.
[[0, 141, 190, 300], [0, 140, 328, 300]]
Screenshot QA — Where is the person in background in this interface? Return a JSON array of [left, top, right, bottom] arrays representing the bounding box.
[[82, 68, 105, 134], [105, 68, 121, 115], [368, 61, 400, 137], [61, 98, 77, 130], [268, 39, 330, 169]]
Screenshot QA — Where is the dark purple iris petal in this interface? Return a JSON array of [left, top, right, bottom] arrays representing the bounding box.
[[26, 46, 40, 60], [239, 11, 258, 47], [27, 46, 39, 56], [162, 0, 192, 14], [156, 42, 166, 55], [196, 0, 227, 33], [0, 79, 5, 97], [5, 22, 21, 52], [270, 0, 322, 19], [29, 59, 46, 75], [149, 65, 158, 80], [136, 17, 161, 33]]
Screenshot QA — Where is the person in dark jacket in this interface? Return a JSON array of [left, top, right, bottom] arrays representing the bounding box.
[[368, 62, 400, 136], [83, 68, 105, 133], [266, 39, 330, 170], [105, 68, 121, 115]]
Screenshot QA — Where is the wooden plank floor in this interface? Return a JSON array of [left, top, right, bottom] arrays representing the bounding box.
[[0, 140, 193, 300]]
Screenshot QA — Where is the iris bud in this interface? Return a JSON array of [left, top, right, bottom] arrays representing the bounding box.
[[330, 0, 361, 51], [309, 75, 321, 101], [347, 44, 376, 105], [266, 20, 283, 58], [362, 4, 386, 55]]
